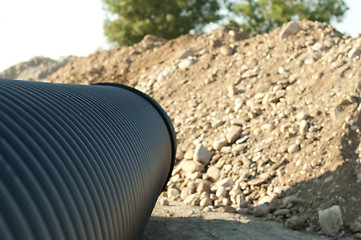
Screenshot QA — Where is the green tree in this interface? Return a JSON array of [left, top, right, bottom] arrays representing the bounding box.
[[103, 0, 221, 46], [228, 0, 348, 33]]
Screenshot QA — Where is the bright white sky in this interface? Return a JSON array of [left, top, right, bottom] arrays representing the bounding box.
[[0, 0, 360, 72]]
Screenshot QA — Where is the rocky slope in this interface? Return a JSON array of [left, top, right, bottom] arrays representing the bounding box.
[[0, 56, 75, 81], [45, 20, 361, 238]]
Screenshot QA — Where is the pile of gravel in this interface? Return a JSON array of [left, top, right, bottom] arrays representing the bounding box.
[[7, 20, 361, 238], [0, 56, 75, 81]]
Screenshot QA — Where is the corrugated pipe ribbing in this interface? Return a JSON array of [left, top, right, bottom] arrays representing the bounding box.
[[0, 79, 176, 240]]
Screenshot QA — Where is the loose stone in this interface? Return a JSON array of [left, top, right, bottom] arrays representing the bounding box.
[[350, 221, 361, 233], [216, 186, 227, 198], [194, 144, 213, 165], [160, 198, 169, 206], [253, 204, 270, 217], [207, 166, 221, 181], [167, 188, 180, 199], [285, 215, 308, 230], [288, 144, 300, 154], [213, 137, 228, 151], [238, 208, 250, 215], [218, 205, 237, 213], [220, 46, 234, 56], [200, 197, 213, 208], [318, 205, 343, 236], [178, 59, 193, 70], [226, 126, 242, 144], [279, 21, 302, 39]]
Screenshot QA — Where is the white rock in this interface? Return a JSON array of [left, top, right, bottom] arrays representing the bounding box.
[[318, 205, 343, 236], [217, 178, 234, 188], [178, 59, 193, 70], [350, 221, 361, 233], [228, 85, 236, 97], [196, 181, 211, 194], [262, 123, 275, 131], [242, 67, 261, 78], [213, 137, 228, 151], [167, 188, 180, 199], [226, 126, 242, 144], [180, 187, 193, 200], [229, 189, 241, 198], [187, 181, 198, 191], [207, 166, 221, 181], [348, 48, 361, 58], [176, 149, 185, 160], [296, 111, 308, 120], [212, 119, 224, 128], [231, 118, 247, 127], [236, 136, 248, 144], [220, 146, 232, 153], [274, 186, 288, 194], [186, 171, 201, 180], [228, 30, 237, 41], [184, 194, 200, 205], [171, 164, 182, 175], [220, 45, 234, 56], [279, 21, 302, 39], [214, 199, 223, 207], [216, 186, 227, 197], [232, 144, 246, 153], [299, 120, 308, 135], [184, 149, 194, 160], [239, 169, 250, 181], [312, 42, 326, 51], [200, 197, 213, 208], [258, 196, 272, 205], [278, 67, 286, 74], [194, 144, 213, 165], [234, 102, 243, 112], [288, 144, 300, 154], [224, 197, 233, 206], [180, 160, 204, 173]]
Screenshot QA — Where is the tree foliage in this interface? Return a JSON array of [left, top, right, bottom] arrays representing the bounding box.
[[228, 0, 348, 33], [103, 0, 221, 46]]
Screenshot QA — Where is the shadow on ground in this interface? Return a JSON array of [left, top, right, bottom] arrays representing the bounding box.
[[141, 206, 332, 240], [141, 161, 361, 240]]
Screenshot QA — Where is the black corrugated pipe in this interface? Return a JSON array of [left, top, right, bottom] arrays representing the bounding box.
[[0, 78, 176, 240]]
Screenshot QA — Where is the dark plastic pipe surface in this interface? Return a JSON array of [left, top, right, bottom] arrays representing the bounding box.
[[0, 78, 176, 240]]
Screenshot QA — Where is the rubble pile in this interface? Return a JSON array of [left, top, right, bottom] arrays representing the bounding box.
[[0, 56, 75, 81], [45, 20, 361, 237]]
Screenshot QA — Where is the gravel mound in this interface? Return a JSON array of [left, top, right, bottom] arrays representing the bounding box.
[[0, 56, 75, 81], [44, 20, 361, 238]]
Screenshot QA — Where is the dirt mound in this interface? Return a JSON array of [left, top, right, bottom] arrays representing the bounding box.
[[0, 56, 75, 81], [47, 20, 361, 237]]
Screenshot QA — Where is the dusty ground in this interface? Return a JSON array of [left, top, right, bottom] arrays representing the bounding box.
[[142, 200, 353, 240], [3, 20, 361, 238]]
